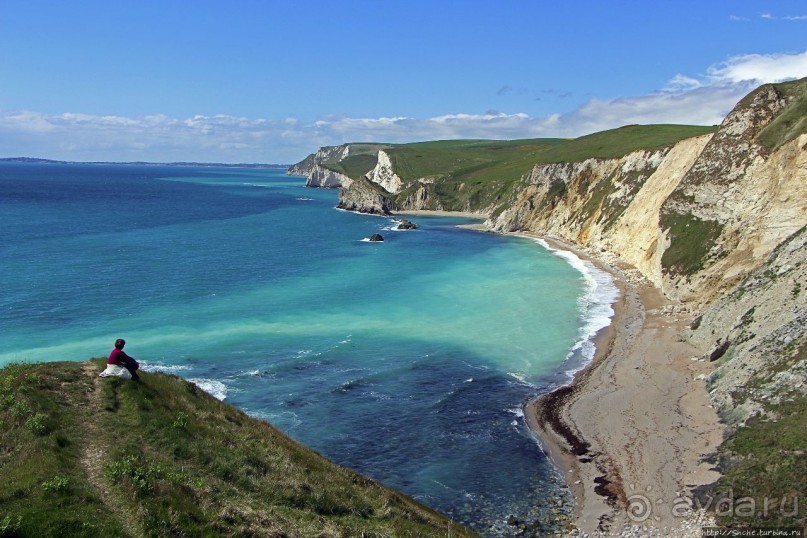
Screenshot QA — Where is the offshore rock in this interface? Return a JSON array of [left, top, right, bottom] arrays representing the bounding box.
[[369, 233, 384, 242], [395, 219, 419, 230]]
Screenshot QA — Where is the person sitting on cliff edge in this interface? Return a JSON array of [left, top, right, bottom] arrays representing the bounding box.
[[99, 338, 141, 381]]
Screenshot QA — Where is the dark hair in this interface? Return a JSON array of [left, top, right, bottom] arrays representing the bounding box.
[[114, 339, 126, 349]]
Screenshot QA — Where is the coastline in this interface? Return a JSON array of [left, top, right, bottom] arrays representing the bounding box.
[[393, 209, 488, 220], [515, 233, 723, 535]]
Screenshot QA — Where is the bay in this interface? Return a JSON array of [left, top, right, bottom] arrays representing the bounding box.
[[0, 163, 616, 534]]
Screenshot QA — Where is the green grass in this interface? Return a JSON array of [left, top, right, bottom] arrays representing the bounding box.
[[532, 124, 716, 164], [0, 362, 126, 537], [706, 337, 807, 528], [380, 126, 714, 213], [385, 139, 566, 184], [660, 213, 724, 276], [711, 395, 807, 527], [0, 361, 471, 537], [324, 153, 381, 179], [756, 77, 807, 151]]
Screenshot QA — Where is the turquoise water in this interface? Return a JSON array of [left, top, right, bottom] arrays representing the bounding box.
[[0, 163, 617, 535]]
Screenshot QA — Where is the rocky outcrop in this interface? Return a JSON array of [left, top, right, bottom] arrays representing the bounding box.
[[687, 225, 806, 428], [306, 164, 350, 188], [395, 219, 418, 230], [288, 145, 351, 177], [336, 176, 393, 215], [660, 83, 807, 305], [288, 143, 389, 188], [366, 150, 404, 194]]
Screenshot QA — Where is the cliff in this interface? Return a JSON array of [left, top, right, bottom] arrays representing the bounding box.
[[336, 175, 394, 215], [688, 224, 806, 427], [288, 143, 390, 187], [293, 78, 807, 526], [307, 163, 351, 188], [0, 360, 470, 537], [489, 83, 807, 307]]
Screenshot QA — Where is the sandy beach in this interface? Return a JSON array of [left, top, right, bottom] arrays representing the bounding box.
[[520, 235, 723, 536]]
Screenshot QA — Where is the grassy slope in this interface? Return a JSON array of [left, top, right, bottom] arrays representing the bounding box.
[[756, 78, 807, 150], [384, 125, 716, 212], [319, 144, 391, 179], [310, 125, 718, 200], [317, 125, 715, 212], [0, 361, 471, 537]]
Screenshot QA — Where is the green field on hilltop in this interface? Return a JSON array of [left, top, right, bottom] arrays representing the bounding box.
[[385, 138, 566, 183], [387, 125, 716, 184], [533, 124, 717, 163], [0, 361, 470, 537], [319, 124, 718, 186], [307, 124, 719, 213]]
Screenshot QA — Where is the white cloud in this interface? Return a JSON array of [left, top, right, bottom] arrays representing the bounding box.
[[759, 13, 807, 21], [0, 110, 306, 163], [2, 50, 806, 163], [707, 50, 807, 84]]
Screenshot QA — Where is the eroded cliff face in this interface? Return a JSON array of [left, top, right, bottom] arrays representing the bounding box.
[[307, 164, 350, 188], [488, 142, 702, 291], [659, 83, 807, 305], [288, 145, 350, 177], [490, 84, 806, 307], [687, 225, 806, 428], [336, 176, 393, 215], [366, 150, 404, 194], [290, 143, 388, 187]]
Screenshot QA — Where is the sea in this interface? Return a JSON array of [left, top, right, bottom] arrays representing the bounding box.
[[0, 163, 618, 535]]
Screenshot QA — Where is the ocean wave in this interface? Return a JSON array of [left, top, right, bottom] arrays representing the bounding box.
[[526, 237, 619, 382], [188, 378, 229, 400], [508, 406, 525, 427], [140, 361, 192, 374], [237, 369, 266, 378], [506, 371, 538, 387], [247, 409, 302, 429]]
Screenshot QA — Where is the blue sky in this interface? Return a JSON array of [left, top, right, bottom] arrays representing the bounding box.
[[1, 1, 806, 163]]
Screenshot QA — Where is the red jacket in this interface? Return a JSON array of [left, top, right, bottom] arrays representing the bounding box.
[[108, 348, 136, 367]]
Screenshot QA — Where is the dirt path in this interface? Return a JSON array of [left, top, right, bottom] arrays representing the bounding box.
[[79, 362, 144, 538]]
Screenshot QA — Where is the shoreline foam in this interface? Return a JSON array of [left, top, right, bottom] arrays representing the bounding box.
[[519, 235, 620, 384], [512, 233, 723, 535]]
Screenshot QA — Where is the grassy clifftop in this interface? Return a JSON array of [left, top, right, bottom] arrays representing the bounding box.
[[0, 360, 470, 537], [309, 125, 718, 215]]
